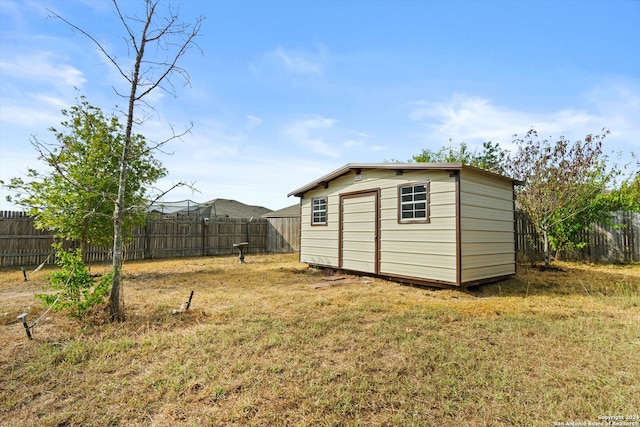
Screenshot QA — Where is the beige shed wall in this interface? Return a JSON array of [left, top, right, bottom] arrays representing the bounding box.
[[378, 169, 458, 283], [459, 169, 516, 283], [299, 169, 458, 284], [299, 178, 345, 268]]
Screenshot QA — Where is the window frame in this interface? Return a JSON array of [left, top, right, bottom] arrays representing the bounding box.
[[397, 181, 430, 224], [311, 196, 328, 226]]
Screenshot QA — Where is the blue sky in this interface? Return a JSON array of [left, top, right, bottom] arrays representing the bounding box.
[[1, 0, 638, 211]]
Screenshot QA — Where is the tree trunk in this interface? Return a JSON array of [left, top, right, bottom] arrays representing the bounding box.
[[109, 144, 128, 321], [109, 208, 124, 320], [542, 229, 550, 268], [109, 28, 145, 322]]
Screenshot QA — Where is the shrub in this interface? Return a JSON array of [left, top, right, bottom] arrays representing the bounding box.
[[36, 243, 112, 318]]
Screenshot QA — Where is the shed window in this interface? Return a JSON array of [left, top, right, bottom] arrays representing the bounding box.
[[398, 182, 430, 223], [311, 196, 327, 225]]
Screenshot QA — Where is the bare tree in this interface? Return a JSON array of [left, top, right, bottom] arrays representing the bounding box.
[[49, 0, 203, 321]]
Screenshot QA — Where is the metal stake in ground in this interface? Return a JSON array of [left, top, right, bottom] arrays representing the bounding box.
[[16, 286, 63, 340], [17, 313, 32, 340], [186, 290, 194, 310], [172, 291, 195, 315]]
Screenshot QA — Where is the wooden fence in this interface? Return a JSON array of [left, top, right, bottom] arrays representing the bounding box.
[[266, 217, 300, 253], [0, 214, 287, 267], [1, 210, 638, 267], [515, 210, 639, 264]]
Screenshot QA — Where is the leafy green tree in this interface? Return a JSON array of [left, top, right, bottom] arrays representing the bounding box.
[[607, 163, 640, 213], [546, 162, 638, 257], [508, 128, 621, 267], [411, 141, 509, 174], [4, 97, 167, 250], [49, 0, 203, 321]]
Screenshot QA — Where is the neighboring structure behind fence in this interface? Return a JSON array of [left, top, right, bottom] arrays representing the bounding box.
[[1, 210, 638, 267]]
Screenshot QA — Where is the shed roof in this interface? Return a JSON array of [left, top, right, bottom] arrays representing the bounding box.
[[288, 162, 518, 198]]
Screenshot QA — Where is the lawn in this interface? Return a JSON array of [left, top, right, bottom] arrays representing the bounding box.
[[1, 254, 639, 426]]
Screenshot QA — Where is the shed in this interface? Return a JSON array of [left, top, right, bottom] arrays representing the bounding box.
[[288, 162, 519, 287]]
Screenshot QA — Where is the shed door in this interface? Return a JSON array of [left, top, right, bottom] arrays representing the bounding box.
[[339, 190, 380, 274]]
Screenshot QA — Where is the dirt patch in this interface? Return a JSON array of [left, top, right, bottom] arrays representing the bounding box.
[[309, 276, 358, 289], [0, 277, 48, 326]]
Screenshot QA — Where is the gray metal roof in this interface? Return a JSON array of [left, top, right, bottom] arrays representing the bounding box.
[[203, 198, 273, 218], [288, 162, 517, 198]]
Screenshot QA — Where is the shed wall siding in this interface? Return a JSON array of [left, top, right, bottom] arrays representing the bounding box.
[[299, 174, 355, 268], [378, 170, 457, 283], [300, 169, 458, 283], [459, 170, 516, 283]]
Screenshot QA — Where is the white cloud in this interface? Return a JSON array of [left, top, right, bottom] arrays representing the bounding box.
[[284, 115, 339, 157], [269, 45, 326, 76], [0, 51, 87, 89], [155, 146, 340, 210], [177, 119, 244, 160], [351, 131, 374, 139], [245, 115, 263, 129], [585, 80, 640, 145], [0, 96, 66, 127], [409, 95, 548, 142], [344, 139, 363, 148], [282, 114, 389, 158], [407, 84, 640, 160]]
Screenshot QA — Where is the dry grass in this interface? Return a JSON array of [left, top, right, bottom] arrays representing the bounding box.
[[1, 254, 639, 426]]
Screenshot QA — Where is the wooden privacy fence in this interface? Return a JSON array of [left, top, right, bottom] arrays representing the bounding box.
[[265, 216, 300, 253], [515, 210, 639, 264], [0, 211, 55, 267], [0, 213, 300, 267], [1, 210, 637, 267]]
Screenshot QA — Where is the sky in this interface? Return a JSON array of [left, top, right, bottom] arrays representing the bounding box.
[[1, 0, 639, 212]]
